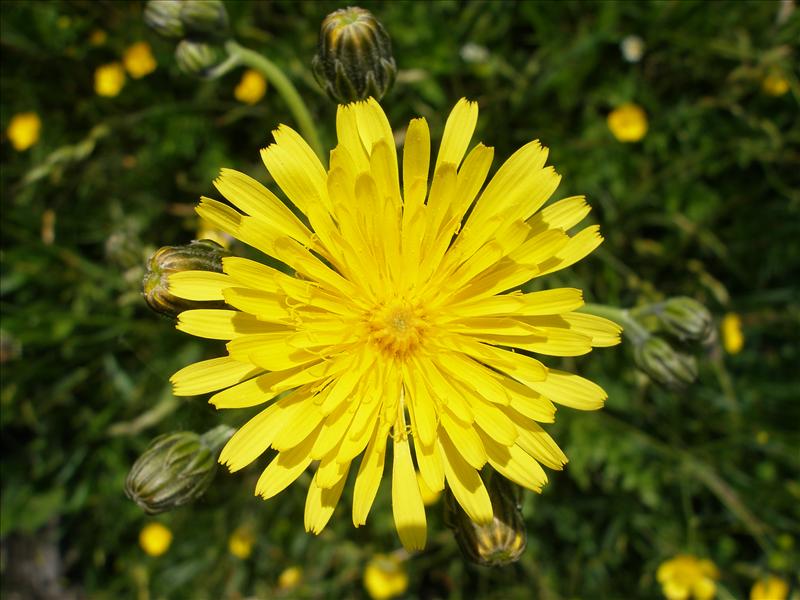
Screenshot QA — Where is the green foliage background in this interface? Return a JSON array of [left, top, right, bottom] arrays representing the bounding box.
[[1, 1, 799, 598]]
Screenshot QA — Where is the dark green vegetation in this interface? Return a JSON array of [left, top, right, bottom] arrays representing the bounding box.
[[2, 1, 798, 598]]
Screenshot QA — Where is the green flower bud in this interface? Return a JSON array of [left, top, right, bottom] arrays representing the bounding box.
[[445, 471, 527, 567], [312, 6, 397, 104], [657, 296, 713, 343], [143, 239, 230, 316], [180, 0, 229, 38], [144, 0, 185, 39], [125, 426, 233, 514], [634, 336, 698, 389], [174, 39, 226, 79]]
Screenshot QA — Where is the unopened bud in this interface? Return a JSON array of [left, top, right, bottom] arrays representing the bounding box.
[[174, 39, 225, 78], [144, 0, 185, 39], [658, 297, 713, 343], [634, 336, 698, 389], [143, 239, 230, 316], [125, 425, 233, 514], [180, 0, 228, 38], [312, 6, 396, 104], [445, 471, 527, 567]]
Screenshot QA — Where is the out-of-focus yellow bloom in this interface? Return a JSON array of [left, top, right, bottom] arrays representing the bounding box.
[[228, 526, 255, 559], [6, 112, 41, 151], [721, 313, 744, 354], [657, 555, 719, 600], [364, 554, 408, 600], [139, 522, 173, 557], [750, 576, 789, 600], [608, 102, 648, 142], [124, 42, 157, 79], [278, 566, 303, 590], [416, 472, 441, 506], [234, 69, 267, 105], [95, 62, 126, 97], [762, 74, 790, 97], [89, 29, 107, 46]]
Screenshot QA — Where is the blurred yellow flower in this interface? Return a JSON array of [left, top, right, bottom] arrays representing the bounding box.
[[608, 102, 648, 142], [6, 112, 41, 151], [89, 29, 107, 46], [124, 42, 157, 79], [234, 69, 267, 105], [762, 74, 789, 97], [721, 313, 743, 354], [750, 576, 789, 600], [364, 554, 408, 600], [139, 522, 173, 557], [416, 471, 441, 506], [95, 62, 126, 97], [228, 526, 255, 559], [657, 555, 719, 600], [278, 566, 303, 590]]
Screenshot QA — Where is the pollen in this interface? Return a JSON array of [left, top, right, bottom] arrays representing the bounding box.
[[365, 300, 429, 359]]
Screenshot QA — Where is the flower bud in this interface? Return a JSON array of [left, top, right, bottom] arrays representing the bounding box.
[[144, 0, 185, 39], [180, 0, 229, 38], [174, 39, 225, 79], [125, 425, 233, 514], [444, 471, 527, 567], [312, 6, 397, 104], [658, 297, 713, 343], [143, 239, 230, 316], [634, 336, 698, 389]]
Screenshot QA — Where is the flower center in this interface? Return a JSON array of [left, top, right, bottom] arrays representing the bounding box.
[[365, 300, 429, 359]]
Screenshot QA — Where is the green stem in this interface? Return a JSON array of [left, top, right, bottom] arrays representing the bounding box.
[[225, 40, 323, 158], [579, 303, 650, 346]]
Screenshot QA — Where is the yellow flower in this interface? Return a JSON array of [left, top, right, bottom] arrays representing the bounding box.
[[762, 74, 789, 97], [6, 112, 41, 151], [364, 554, 408, 600], [608, 102, 648, 142], [417, 471, 441, 506], [657, 555, 719, 600], [124, 42, 157, 79], [751, 576, 789, 600], [721, 312, 743, 354], [228, 526, 255, 559], [234, 69, 267, 105], [278, 566, 303, 590], [89, 29, 107, 46], [169, 98, 620, 550], [95, 62, 126, 97], [139, 522, 173, 557]]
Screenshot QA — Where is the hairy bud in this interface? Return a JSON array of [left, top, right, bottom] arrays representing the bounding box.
[[312, 6, 396, 104], [634, 336, 698, 389], [658, 297, 713, 343]]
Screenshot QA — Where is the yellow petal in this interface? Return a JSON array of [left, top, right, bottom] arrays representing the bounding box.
[[439, 430, 492, 524], [209, 365, 308, 409], [171, 356, 261, 396], [221, 287, 292, 322], [528, 195, 590, 235], [451, 143, 494, 219], [255, 428, 319, 499], [402, 117, 430, 213], [448, 288, 584, 318], [353, 422, 390, 526], [392, 434, 427, 550], [528, 369, 607, 410], [435, 98, 478, 170], [168, 271, 231, 301], [537, 225, 603, 276], [480, 432, 547, 492], [413, 433, 444, 493], [177, 309, 289, 340], [440, 410, 486, 469], [305, 463, 350, 534]]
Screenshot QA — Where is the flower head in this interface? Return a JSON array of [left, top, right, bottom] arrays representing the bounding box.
[[234, 69, 267, 105], [608, 102, 648, 142], [6, 112, 41, 151], [657, 555, 719, 600], [169, 98, 620, 550], [762, 73, 789, 97], [95, 62, 126, 97], [278, 566, 303, 590], [721, 312, 743, 354], [124, 42, 157, 79], [750, 576, 789, 600], [364, 554, 408, 600], [139, 522, 173, 556], [228, 526, 255, 559]]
